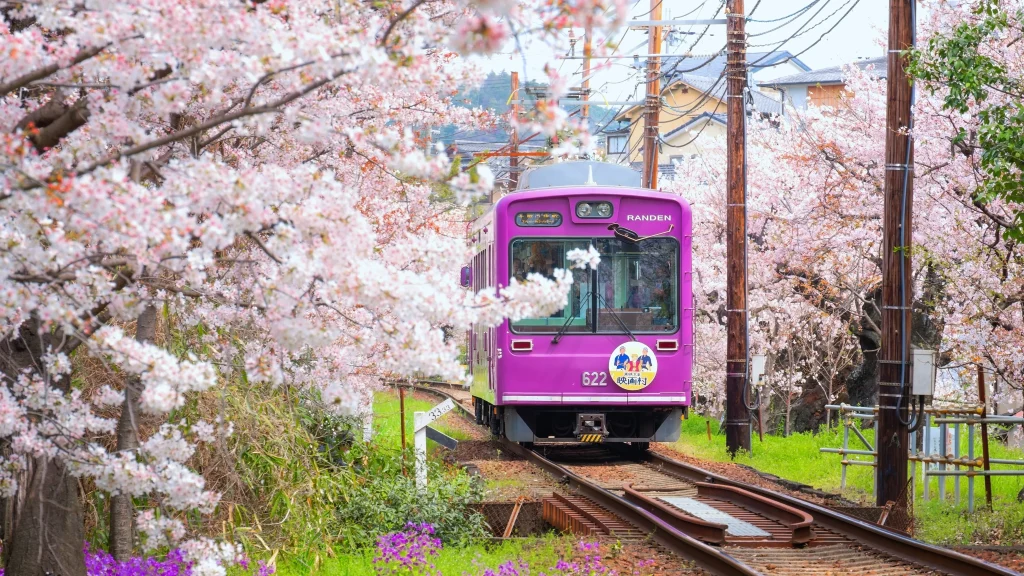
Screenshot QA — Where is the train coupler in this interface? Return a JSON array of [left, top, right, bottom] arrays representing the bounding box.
[[576, 413, 607, 443]]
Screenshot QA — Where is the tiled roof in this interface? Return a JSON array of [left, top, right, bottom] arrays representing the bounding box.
[[629, 161, 678, 178], [662, 50, 810, 82], [662, 112, 726, 142], [669, 73, 783, 115], [762, 56, 887, 87]]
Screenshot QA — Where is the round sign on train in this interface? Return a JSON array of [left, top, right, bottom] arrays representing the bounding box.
[[608, 342, 658, 391]]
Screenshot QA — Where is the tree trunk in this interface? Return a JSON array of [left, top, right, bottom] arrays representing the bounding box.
[[5, 456, 87, 576], [0, 319, 87, 575], [785, 390, 792, 437], [109, 304, 158, 560], [784, 349, 793, 437]]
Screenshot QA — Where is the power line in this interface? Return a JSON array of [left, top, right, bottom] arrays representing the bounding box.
[[597, 0, 856, 167], [748, 0, 862, 68], [747, 0, 823, 25], [749, 0, 853, 49], [748, 3, 830, 40], [656, 0, 727, 83]]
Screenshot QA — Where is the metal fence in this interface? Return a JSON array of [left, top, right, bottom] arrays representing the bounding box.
[[822, 403, 1024, 513], [473, 500, 546, 537]]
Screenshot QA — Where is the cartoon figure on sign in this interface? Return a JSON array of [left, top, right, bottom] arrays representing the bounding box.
[[639, 347, 653, 370], [608, 342, 658, 391], [613, 346, 630, 370]]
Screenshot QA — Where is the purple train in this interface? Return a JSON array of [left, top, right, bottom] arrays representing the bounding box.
[[462, 161, 693, 448]]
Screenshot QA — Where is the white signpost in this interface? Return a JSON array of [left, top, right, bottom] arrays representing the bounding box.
[[362, 411, 373, 442], [414, 398, 455, 490]]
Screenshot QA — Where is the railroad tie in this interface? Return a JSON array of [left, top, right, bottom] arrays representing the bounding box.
[[542, 494, 640, 540], [542, 497, 599, 536]]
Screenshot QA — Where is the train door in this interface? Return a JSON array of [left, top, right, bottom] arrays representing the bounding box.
[[472, 250, 485, 392], [486, 245, 496, 393]]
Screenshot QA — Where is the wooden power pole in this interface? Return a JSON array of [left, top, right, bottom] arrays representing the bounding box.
[[725, 0, 751, 455], [877, 0, 915, 507], [509, 71, 520, 191], [641, 0, 663, 189], [582, 26, 592, 122]]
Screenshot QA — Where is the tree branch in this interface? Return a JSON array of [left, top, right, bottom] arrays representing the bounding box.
[[0, 43, 112, 96], [74, 65, 351, 177], [379, 0, 432, 47], [244, 231, 283, 264]]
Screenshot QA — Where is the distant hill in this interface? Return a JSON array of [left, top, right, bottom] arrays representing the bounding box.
[[439, 72, 621, 144]]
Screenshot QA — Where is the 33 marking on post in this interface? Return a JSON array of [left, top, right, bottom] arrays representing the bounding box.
[[418, 398, 455, 430]]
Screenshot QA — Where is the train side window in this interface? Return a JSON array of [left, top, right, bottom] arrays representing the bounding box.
[[475, 252, 483, 291]]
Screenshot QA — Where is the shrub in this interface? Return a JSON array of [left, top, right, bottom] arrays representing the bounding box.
[[335, 442, 489, 549]]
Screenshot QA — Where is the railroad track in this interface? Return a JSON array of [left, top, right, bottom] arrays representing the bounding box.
[[410, 383, 1018, 576]]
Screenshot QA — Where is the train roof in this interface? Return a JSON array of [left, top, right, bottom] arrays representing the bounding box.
[[516, 161, 642, 191]]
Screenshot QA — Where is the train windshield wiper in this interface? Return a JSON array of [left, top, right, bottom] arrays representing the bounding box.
[[552, 288, 591, 344], [597, 292, 637, 342]]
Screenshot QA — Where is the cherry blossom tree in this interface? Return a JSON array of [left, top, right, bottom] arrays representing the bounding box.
[[0, 0, 627, 574], [669, 0, 1024, 430]]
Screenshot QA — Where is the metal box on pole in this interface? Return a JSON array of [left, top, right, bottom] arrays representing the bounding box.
[[911, 348, 936, 396]]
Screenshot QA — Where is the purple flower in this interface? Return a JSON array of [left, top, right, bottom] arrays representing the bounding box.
[[373, 523, 442, 576], [83, 543, 193, 576], [39, 543, 277, 576], [576, 541, 600, 553], [256, 560, 275, 576]]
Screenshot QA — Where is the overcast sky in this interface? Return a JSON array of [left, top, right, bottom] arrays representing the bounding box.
[[470, 0, 891, 101]]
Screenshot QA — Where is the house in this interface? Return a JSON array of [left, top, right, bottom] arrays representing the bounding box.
[[660, 50, 813, 87], [761, 55, 887, 110], [604, 51, 809, 166]]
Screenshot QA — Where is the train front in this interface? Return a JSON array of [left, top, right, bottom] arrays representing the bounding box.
[[492, 163, 693, 446]]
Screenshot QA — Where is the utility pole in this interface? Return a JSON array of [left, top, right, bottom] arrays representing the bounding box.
[[400, 385, 408, 475], [582, 26, 592, 122], [877, 0, 915, 508], [978, 366, 994, 510], [724, 0, 751, 456], [509, 72, 520, 191], [641, 0, 663, 189]]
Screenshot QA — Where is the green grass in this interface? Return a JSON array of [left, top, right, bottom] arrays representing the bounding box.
[[275, 535, 574, 576], [371, 390, 470, 452], [675, 415, 876, 498], [673, 415, 1024, 545]]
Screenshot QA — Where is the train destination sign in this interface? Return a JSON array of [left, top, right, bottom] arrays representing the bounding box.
[[515, 212, 562, 227], [608, 342, 658, 391]]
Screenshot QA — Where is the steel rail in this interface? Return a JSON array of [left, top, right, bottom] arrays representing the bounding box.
[[408, 383, 1015, 575], [643, 451, 1017, 576], [498, 439, 761, 576], [408, 383, 760, 575]]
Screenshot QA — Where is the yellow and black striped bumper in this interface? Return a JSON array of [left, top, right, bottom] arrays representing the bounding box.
[[578, 434, 605, 443]]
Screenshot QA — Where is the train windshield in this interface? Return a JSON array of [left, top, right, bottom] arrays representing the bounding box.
[[508, 237, 678, 334], [594, 238, 678, 333], [509, 239, 595, 334]]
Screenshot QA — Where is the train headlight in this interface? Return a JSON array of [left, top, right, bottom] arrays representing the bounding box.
[[576, 201, 613, 219]]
